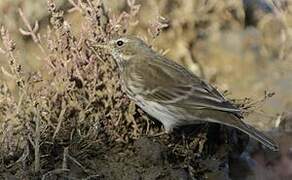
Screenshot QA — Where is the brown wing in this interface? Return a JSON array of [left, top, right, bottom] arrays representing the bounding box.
[[123, 55, 243, 117]]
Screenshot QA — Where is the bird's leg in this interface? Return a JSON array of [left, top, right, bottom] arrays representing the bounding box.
[[182, 131, 186, 144]]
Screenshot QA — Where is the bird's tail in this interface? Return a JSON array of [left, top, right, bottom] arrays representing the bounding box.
[[203, 114, 279, 151], [190, 109, 279, 151], [234, 120, 279, 151]]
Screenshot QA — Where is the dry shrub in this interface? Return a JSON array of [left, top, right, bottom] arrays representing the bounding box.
[[0, 0, 160, 178]]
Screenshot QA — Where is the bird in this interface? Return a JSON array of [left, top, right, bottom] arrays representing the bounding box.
[[97, 35, 279, 151]]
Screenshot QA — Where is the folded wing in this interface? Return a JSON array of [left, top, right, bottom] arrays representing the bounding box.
[[124, 56, 243, 118]]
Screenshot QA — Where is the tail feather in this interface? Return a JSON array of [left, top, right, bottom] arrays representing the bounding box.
[[236, 121, 279, 151], [202, 114, 279, 151], [187, 109, 279, 151]]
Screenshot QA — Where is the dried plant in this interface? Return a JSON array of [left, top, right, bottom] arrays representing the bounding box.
[[0, 0, 154, 178]]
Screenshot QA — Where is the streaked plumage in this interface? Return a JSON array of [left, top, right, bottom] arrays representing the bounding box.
[[103, 36, 279, 151]]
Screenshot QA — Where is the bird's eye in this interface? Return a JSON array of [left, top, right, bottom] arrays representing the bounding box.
[[116, 40, 124, 47]]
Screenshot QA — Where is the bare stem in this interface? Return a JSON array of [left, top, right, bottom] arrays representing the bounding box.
[[34, 108, 41, 173], [18, 8, 45, 54]]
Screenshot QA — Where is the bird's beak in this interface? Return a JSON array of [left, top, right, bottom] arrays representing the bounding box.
[[94, 44, 110, 50], [91, 39, 115, 53]]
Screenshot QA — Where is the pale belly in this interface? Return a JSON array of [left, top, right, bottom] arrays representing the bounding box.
[[136, 100, 179, 132]]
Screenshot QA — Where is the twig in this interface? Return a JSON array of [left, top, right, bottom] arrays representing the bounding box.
[[34, 108, 41, 173], [62, 147, 69, 170], [68, 0, 82, 13], [18, 8, 45, 54], [41, 169, 70, 180], [83, 174, 102, 180], [6, 141, 30, 168], [53, 105, 66, 139], [67, 154, 89, 173]]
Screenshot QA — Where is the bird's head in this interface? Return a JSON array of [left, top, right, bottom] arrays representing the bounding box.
[[97, 36, 153, 67]]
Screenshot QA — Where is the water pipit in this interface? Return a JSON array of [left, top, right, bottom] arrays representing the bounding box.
[[97, 36, 279, 151]]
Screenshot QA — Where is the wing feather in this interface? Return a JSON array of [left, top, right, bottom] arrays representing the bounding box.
[[123, 56, 242, 117]]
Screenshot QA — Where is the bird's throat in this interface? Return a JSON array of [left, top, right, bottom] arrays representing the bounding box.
[[113, 53, 133, 71]]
